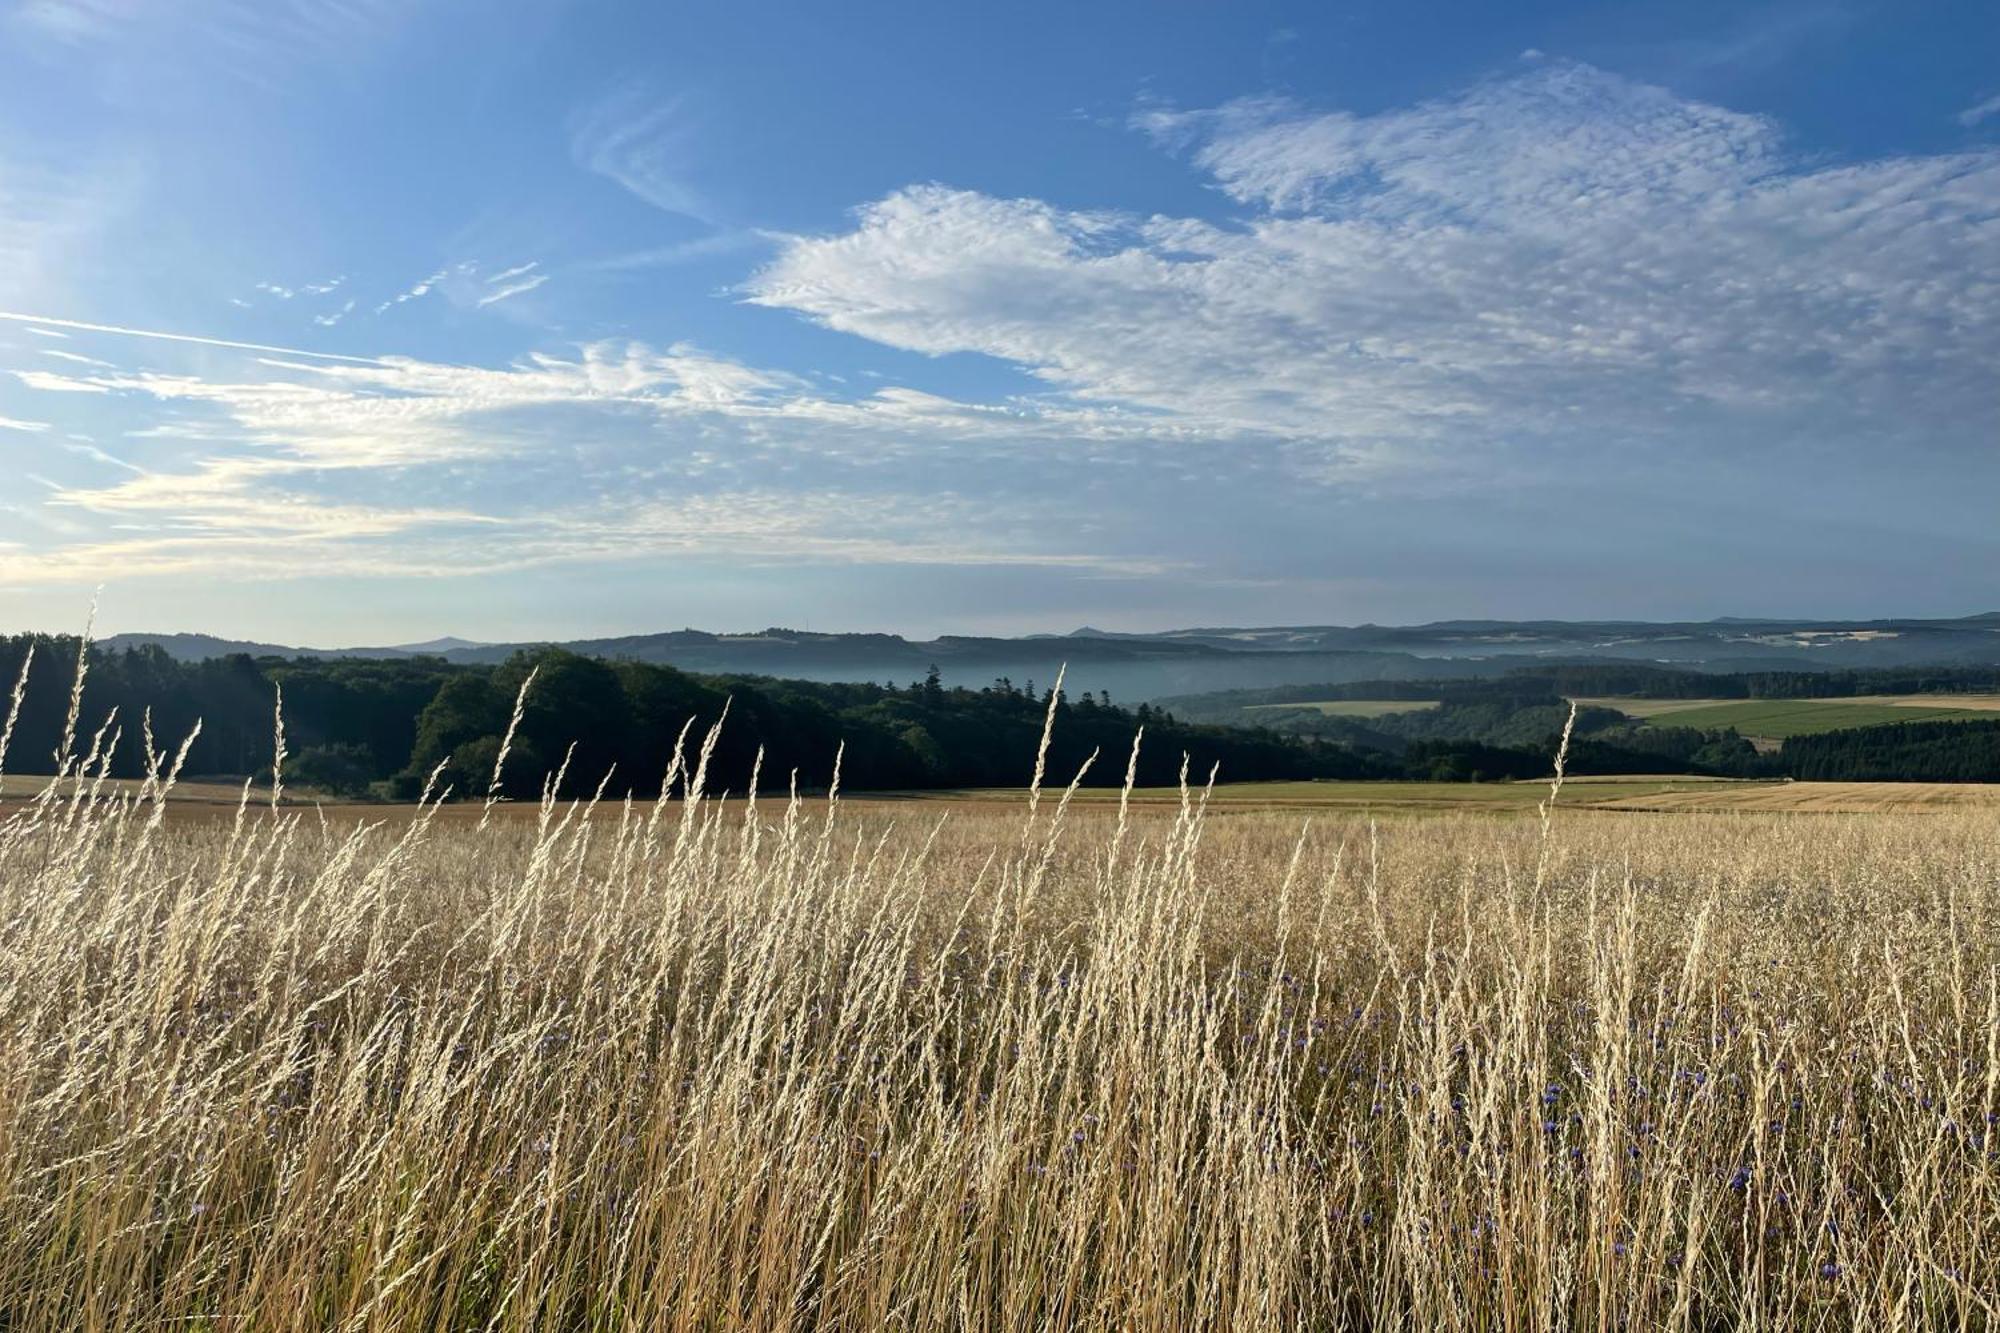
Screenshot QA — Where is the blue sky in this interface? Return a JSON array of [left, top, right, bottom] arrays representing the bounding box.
[[1, 0, 1996, 643]]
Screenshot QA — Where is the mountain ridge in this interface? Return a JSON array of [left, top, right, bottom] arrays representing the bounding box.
[[76, 613, 2000, 704]]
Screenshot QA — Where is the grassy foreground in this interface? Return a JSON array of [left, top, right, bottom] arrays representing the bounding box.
[[1, 709, 1998, 1329]]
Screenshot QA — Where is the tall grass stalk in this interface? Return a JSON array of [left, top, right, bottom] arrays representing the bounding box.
[[0, 671, 1995, 1328]]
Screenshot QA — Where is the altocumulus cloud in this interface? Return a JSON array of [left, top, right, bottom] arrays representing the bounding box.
[[748, 61, 2000, 471]]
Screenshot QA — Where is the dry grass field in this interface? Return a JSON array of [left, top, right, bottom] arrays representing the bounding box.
[[18, 775, 1998, 824], [926, 777, 2000, 816], [0, 775, 263, 807], [2, 702, 1998, 1329], [1577, 781, 2000, 814]]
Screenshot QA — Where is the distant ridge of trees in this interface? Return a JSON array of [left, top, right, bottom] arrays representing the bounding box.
[[1778, 719, 2000, 783], [3, 635, 1996, 798], [1506, 663, 2000, 700], [1157, 664, 2000, 714], [0, 637, 1385, 798], [1157, 668, 2000, 786]]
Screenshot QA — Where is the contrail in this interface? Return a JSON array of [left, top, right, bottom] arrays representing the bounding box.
[[0, 311, 387, 365]]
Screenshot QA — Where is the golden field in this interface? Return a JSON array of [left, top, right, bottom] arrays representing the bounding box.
[[1, 718, 1997, 1329], [17, 773, 2000, 823]]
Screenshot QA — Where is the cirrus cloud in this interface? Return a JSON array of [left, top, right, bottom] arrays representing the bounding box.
[[0, 321, 1181, 589]]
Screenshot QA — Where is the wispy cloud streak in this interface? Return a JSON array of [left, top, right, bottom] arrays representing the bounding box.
[[571, 88, 718, 222], [312, 299, 356, 326], [0, 311, 386, 364], [1960, 93, 2000, 127], [477, 274, 549, 307]]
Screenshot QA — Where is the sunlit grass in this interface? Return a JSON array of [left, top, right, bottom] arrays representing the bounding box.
[[0, 665, 1996, 1328]]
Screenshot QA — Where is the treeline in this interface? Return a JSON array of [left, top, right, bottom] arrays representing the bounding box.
[[1244, 696, 1759, 781], [1227, 695, 2000, 785], [389, 655, 1385, 798], [1160, 664, 2000, 716], [0, 637, 1385, 797], [1497, 663, 2000, 700], [4, 636, 1993, 796], [1779, 719, 2000, 783], [1155, 671, 2000, 784], [0, 638, 456, 785]]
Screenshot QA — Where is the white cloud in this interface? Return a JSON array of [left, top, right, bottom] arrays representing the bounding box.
[[487, 260, 540, 284], [11, 368, 111, 393], [0, 322, 1164, 589], [1960, 93, 2000, 128], [255, 281, 295, 300], [476, 273, 549, 307], [0, 310, 382, 363], [39, 347, 113, 367], [749, 62, 2000, 470], [0, 487, 1173, 588], [59, 438, 141, 472], [311, 298, 356, 326], [0, 414, 52, 432], [374, 267, 448, 314]]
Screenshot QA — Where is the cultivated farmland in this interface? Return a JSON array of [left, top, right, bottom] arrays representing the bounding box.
[[1573, 695, 2000, 743]]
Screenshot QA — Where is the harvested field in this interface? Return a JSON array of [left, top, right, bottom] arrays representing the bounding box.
[[1585, 779, 2000, 814]]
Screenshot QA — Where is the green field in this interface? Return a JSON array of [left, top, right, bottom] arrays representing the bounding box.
[[1574, 695, 2000, 740], [1242, 699, 1439, 718]]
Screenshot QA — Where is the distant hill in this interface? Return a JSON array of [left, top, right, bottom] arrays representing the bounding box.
[[94, 614, 2000, 703], [390, 636, 491, 654], [99, 632, 407, 661], [1074, 614, 2000, 668]]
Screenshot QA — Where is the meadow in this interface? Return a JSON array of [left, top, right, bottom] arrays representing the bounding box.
[[2, 690, 1998, 1329]]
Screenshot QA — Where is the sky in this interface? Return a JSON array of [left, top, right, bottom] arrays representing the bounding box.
[[1, 0, 1996, 644]]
